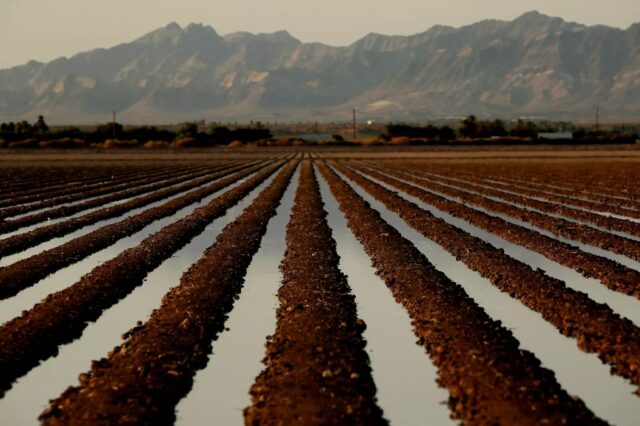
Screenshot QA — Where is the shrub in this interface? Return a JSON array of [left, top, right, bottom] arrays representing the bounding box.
[[171, 136, 199, 148], [8, 139, 38, 149], [103, 139, 140, 149], [389, 136, 412, 145], [143, 140, 171, 149], [39, 138, 86, 149]]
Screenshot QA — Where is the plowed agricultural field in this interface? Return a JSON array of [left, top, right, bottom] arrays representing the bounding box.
[[1, 149, 640, 425]]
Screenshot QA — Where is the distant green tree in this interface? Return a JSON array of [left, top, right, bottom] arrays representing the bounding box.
[[179, 122, 199, 137], [96, 122, 124, 139], [209, 126, 232, 144], [488, 119, 507, 137], [510, 119, 538, 138], [437, 125, 456, 141], [459, 115, 478, 138], [15, 120, 33, 134], [0, 122, 16, 133], [422, 124, 439, 139], [385, 124, 439, 140], [34, 115, 49, 134]]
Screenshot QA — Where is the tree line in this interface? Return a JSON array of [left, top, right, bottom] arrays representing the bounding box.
[[1, 115, 637, 148], [0, 117, 273, 148], [385, 116, 638, 142]]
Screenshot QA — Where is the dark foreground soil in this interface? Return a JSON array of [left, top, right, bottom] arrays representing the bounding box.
[[0, 151, 637, 424], [37, 161, 297, 425], [436, 169, 640, 220], [359, 161, 640, 298], [245, 161, 385, 425], [0, 162, 215, 219], [0, 161, 256, 257], [0, 161, 285, 396], [333, 161, 640, 394], [0, 164, 170, 207], [318, 162, 603, 425], [409, 167, 640, 239], [0, 161, 267, 300], [0, 163, 221, 231]]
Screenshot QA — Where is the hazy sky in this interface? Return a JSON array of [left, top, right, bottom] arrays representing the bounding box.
[[1, 0, 639, 69]]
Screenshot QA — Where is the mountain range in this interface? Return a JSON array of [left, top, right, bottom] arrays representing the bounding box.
[[1, 11, 639, 124]]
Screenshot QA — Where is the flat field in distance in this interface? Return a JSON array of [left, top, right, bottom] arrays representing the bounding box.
[[1, 146, 640, 425]]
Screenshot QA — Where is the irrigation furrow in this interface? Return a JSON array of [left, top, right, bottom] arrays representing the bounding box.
[[317, 162, 602, 425], [0, 163, 219, 220], [0, 172, 264, 326], [316, 167, 454, 425], [387, 164, 640, 263], [0, 161, 270, 300], [485, 177, 640, 210], [333, 162, 640, 395], [245, 162, 385, 425], [0, 166, 146, 201], [487, 174, 640, 207], [37, 161, 297, 425], [411, 169, 640, 239], [359, 162, 640, 298], [0, 164, 186, 208], [0, 167, 283, 425], [439, 163, 640, 202], [1, 163, 215, 216], [434, 169, 640, 224], [0, 162, 256, 258], [0, 165, 234, 233], [355, 164, 640, 329], [0, 175, 239, 268], [0, 161, 289, 397], [470, 171, 640, 205], [442, 170, 640, 219], [341, 167, 640, 426], [175, 166, 299, 425]]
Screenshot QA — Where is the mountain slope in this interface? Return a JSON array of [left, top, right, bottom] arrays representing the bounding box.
[[1, 11, 639, 123]]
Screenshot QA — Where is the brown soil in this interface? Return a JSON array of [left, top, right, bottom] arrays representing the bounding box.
[[417, 160, 640, 201], [245, 161, 385, 425], [0, 163, 228, 232], [0, 150, 637, 424], [413, 169, 640, 238], [0, 161, 270, 300], [317, 162, 603, 425], [0, 165, 142, 201], [0, 164, 187, 208], [332, 161, 640, 394], [477, 172, 640, 209], [359, 161, 640, 298], [0, 161, 257, 257], [386, 161, 640, 263], [434, 170, 640, 220], [0, 162, 217, 220], [38, 161, 297, 425], [0, 161, 287, 397]]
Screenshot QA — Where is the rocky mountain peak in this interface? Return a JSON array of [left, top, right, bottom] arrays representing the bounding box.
[[135, 22, 184, 45], [0, 12, 638, 123], [508, 11, 579, 40]]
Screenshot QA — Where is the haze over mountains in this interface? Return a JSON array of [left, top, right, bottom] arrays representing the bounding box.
[[1, 11, 639, 124]]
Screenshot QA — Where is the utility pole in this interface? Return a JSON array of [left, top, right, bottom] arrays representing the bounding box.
[[595, 105, 600, 132], [112, 110, 117, 139], [352, 108, 357, 142]]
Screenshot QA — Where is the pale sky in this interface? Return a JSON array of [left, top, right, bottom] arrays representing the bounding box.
[[1, 0, 639, 70]]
